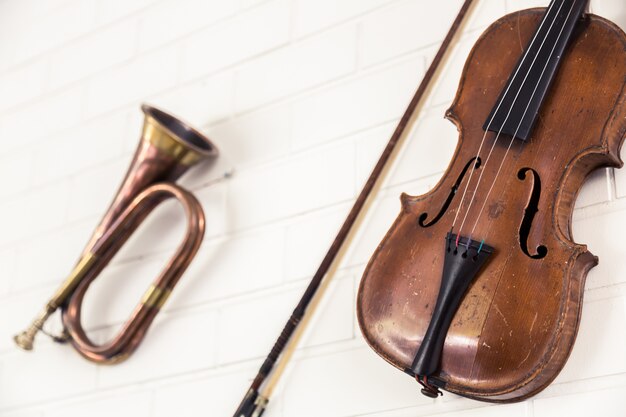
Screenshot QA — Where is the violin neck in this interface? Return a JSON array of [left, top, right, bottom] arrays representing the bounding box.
[[483, 0, 589, 141]]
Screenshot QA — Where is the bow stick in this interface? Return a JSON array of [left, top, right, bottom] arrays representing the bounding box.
[[233, 1, 478, 415]]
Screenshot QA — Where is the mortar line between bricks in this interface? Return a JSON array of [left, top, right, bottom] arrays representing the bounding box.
[[0, 0, 263, 80], [0, 331, 369, 414], [0, 27, 455, 134]]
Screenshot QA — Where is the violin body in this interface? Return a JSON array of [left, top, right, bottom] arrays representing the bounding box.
[[357, 8, 626, 402]]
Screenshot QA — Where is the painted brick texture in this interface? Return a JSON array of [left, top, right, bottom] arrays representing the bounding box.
[[0, 0, 624, 416]]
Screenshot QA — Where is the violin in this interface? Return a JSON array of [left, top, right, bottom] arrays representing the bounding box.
[[357, 0, 626, 402]]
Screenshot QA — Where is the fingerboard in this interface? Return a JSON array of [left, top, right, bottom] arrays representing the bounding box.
[[483, 0, 589, 141]]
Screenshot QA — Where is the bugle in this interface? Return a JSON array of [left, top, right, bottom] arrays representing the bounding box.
[[14, 104, 218, 364]]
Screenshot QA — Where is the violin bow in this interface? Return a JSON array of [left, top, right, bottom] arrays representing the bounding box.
[[233, 1, 478, 416]]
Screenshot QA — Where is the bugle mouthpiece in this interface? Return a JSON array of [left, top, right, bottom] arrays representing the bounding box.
[[14, 326, 38, 351], [13, 306, 55, 351]]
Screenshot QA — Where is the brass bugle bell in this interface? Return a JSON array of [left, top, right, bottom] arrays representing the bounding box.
[[14, 104, 219, 364]]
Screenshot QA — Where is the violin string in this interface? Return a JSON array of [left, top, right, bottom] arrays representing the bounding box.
[[453, 0, 565, 245], [470, 0, 577, 241], [450, 0, 559, 233]]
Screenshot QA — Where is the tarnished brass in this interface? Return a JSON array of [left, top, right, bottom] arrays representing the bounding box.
[[141, 284, 172, 309], [14, 104, 219, 364], [50, 252, 99, 304]]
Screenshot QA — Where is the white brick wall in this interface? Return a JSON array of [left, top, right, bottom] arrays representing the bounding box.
[[0, 0, 624, 415]]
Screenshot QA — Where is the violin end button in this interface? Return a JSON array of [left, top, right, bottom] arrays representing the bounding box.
[[420, 387, 441, 398]]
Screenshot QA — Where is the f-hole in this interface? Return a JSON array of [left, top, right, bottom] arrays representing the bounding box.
[[419, 157, 481, 227], [518, 167, 548, 259]]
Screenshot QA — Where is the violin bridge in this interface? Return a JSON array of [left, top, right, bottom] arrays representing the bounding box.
[[410, 233, 494, 382]]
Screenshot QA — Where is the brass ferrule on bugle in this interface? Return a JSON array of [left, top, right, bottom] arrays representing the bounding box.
[[13, 104, 219, 364]]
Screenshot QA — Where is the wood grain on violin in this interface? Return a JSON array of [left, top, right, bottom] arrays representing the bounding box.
[[357, 4, 626, 402]]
